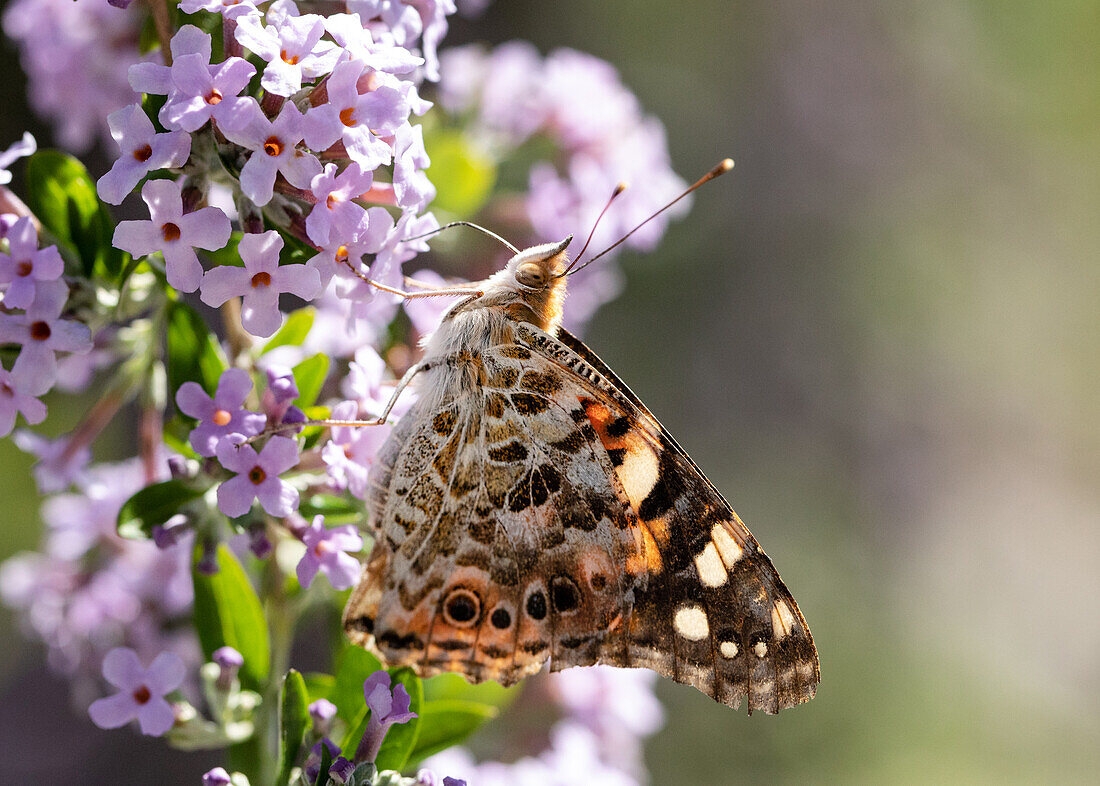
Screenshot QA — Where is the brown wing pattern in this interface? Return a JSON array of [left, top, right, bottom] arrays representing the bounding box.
[[518, 324, 819, 713]]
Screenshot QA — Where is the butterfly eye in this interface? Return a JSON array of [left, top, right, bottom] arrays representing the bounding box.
[[515, 262, 547, 289]]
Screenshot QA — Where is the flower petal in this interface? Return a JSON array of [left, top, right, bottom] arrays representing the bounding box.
[[136, 696, 176, 736], [146, 651, 186, 694], [101, 647, 146, 690], [89, 692, 139, 729]]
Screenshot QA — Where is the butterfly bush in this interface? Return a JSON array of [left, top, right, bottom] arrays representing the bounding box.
[[0, 1, 687, 783]]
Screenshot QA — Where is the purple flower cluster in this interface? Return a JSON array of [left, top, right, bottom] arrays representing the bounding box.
[[2, 0, 146, 151], [438, 43, 690, 328], [0, 214, 92, 434]]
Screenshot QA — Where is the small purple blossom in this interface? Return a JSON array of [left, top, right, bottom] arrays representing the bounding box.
[[310, 698, 338, 735], [306, 162, 373, 247], [323, 13, 424, 75], [215, 434, 300, 518], [321, 400, 391, 499], [0, 216, 63, 311], [305, 738, 341, 784], [0, 132, 35, 186], [160, 53, 258, 134], [221, 101, 322, 206], [234, 10, 339, 96], [175, 368, 267, 457], [354, 671, 417, 763], [96, 105, 191, 205], [213, 645, 244, 689], [128, 25, 214, 96], [112, 180, 232, 293], [178, 0, 258, 19], [303, 59, 409, 170], [0, 365, 46, 437], [296, 514, 363, 590], [329, 756, 356, 784], [12, 430, 91, 493], [87, 647, 184, 736], [261, 363, 299, 424], [0, 280, 92, 395], [200, 231, 321, 337], [201, 767, 233, 786]]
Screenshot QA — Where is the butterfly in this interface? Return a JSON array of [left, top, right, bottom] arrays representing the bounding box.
[[342, 170, 819, 714]]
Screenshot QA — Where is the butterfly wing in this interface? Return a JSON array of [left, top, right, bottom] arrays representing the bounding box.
[[520, 325, 820, 714]]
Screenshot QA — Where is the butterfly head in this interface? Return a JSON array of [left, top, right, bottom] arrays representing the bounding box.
[[491, 235, 572, 331]]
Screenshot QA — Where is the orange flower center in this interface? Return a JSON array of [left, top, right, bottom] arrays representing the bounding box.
[[339, 107, 357, 127], [16, 261, 33, 277], [335, 245, 349, 263], [212, 409, 233, 427], [132, 685, 151, 704], [205, 88, 223, 106], [133, 144, 153, 162], [161, 222, 181, 242], [263, 136, 284, 157], [30, 321, 51, 341], [248, 466, 266, 484], [251, 271, 272, 288], [280, 50, 300, 65]]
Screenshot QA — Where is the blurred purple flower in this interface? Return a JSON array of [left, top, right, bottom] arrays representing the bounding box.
[[303, 59, 408, 169], [201, 767, 233, 786], [0, 366, 46, 438], [392, 123, 434, 211], [0, 132, 35, 186], [321, 400, 391, 499], [179, 0, 258, 19], [234, 10, 339, 96], [113, 180, 232, 293], [296, 514, 363, 590], [215, 434, 300, 517], [310, 698, 338, 735], [176, 368, 267, 457], [221, 102, 322, 206], [355, 671, 417, 763], [306, 162, 374, 247], [200, 231, 321, 337], [96, 105, 191, 205], [213, 646, 243, 689], [0, 280, 92, 396], [12, 430, 91, 493], [323, 13, 424, 75], [88, 647, 184, 736], [347, 0, 457, 81], [0, 216, 64, 310], [265, 364, 299, 406]]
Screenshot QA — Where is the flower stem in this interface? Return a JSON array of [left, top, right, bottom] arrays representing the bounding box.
[[145, 0, 174, 65]]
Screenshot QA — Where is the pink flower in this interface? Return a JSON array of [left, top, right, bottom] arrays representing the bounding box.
[[0, 281, 92, 395], [0, 365, 46, 438], [177, 0, 258, 19], [234, 9, 339, 96], [96, 105, 191, 205], [176, 368, 267, 457], [215, 435, 300, 517], [0, 132, 36, 186], [87, 647, 184, 736], [221, 102, 321, 206], [160, 53, 258, 134], [200, 231, 321, 337], [113, 180, 232, 293], [306, 162, 373, 248], [0, 216, 64, 310], [295, 514, 363, 590]]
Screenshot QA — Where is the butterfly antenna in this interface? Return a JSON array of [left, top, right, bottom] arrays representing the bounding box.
[[567, 158, 734, 276], [560, 182, 629, 276], [401, 221, 520, 254]]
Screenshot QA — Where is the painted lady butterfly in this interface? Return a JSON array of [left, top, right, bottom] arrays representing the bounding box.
[[343, 163, 819, 713]]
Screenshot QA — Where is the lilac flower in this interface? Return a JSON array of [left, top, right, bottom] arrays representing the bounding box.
[[200, 231, 321, 337], [308, 206, 394, 290], [303, 59, 409, 170], [87, 647, 184, 736], [306, 162, 373, 247], [112, 180, 232, 293], [3, 0, 142, 150], [0, 280, 92, 395], [392, 123, 434, 211], [213, 646, 243, 689], [261, 363, 299, 425], [296, 514, 363, 590], [201, 768, 233, 786], [322, 400, 391, 499], [127, 25, 215, 96], [160, 53, 258, 134], [0, 365, 46, 438], [310, 698, 338, 735], [12, 430, 91, 493], [234, 10, 339, 96], [0, 132, 35, 185], [221, 102, 322, 206], [179, 0, 259, 19], [305, 738, 341, 784], [329, 756, 355, 783], [215, 435, 300, 517], [355, 671, 417, 763], [176, 368, 267, 457], [347, 0, 457, 81], [96, 105, 191, 205], [0, 216, 63, 310], [323, 13, 424, 75]]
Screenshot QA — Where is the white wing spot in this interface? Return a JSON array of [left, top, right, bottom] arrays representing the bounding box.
[[719, 640, 739, 659], [771, 600, 796, 641], [694, 541, 728, 587], [710, 523, 744, 567], [753, 640, 768, 658], [673, 604, 710, 641], [615, 442, 659, 505]]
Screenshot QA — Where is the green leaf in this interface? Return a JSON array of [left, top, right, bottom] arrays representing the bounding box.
[[339, 705, 370, 760], [203, 230, 243, 268], [303, 672, 336, 702], [374, 667, 422, 772], [116, 479, 204, 540], [166, 300, 229, 396], [312, 737, 334, 786], [191, 544, 270, 690], [277, 669, 310, 786], [332, 645, 383, 723], [406, 699, 500, 766], [298, 493, 362, 524], [421, 672, 516, 706], [24, 150, 127, 282], [292, 353, 329, 408], [421, 128, 496, 216], [262, 307, 315, 354]]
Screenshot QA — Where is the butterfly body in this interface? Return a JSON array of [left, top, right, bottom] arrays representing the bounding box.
[[344, 238, 819, 713]]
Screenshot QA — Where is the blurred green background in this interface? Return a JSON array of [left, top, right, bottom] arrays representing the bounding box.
[[2, 1, 1098, 782]]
